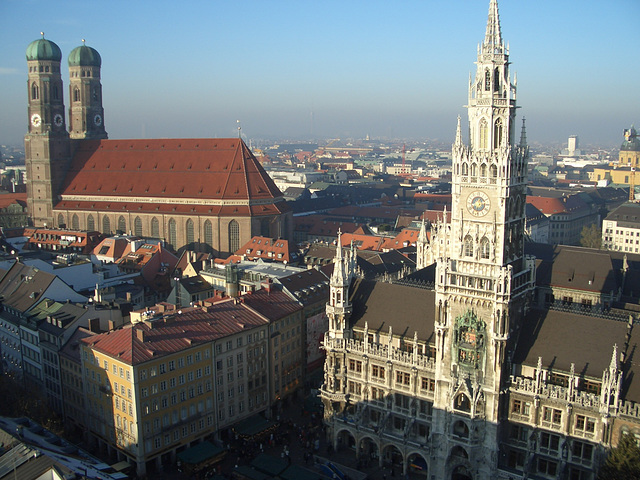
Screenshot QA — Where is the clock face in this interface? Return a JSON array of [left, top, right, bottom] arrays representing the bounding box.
[[53, 114, 63, 127], [93, 114, 102, 126], [31, 114, 41, 127], [467, 191, 490, 217]]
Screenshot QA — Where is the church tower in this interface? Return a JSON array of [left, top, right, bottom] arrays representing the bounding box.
[[326, 230, 355, 340], [429, 1, 535, 477], [25, 35, 72, 227], [68, 41, 107, 139]]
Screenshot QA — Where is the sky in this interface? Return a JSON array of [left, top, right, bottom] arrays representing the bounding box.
[[1, 0, 639, 149]]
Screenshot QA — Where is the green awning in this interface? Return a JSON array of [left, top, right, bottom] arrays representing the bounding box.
[[177, 441, 225, 465], [232, 414, 278, 439], [250, 453, 288, 476]]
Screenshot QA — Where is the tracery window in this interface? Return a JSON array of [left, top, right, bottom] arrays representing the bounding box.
[[102, 216, 111, 234], [74, 87, 80, 102], [57, 214, 65, 228], [463, 235, 473, 257], [484, 69, 491, 91], [204, 220, 213, 247], [87, 214, 95, 231], [134, 217, 143, 237], [168, 219, 177, 247], [71, 214, 79, 230], [480, 237, 490, 259], [151, 217, 160, 237], [229, 220, 239, 253], [31, 83, 39, 100], [186, 219, 194, 245], [117, 216, 126, 234]]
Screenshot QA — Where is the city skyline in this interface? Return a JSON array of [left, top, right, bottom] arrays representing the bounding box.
[[1, 0, 638, 148]]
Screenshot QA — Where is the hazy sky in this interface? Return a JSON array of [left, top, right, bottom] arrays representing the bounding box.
[[1, 0, 638, 148]]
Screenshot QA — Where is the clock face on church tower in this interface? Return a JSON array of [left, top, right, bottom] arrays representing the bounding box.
[[466, 191, 490, 217]]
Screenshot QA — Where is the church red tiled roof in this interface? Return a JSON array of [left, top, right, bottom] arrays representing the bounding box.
[[57, 138, 287, 215]]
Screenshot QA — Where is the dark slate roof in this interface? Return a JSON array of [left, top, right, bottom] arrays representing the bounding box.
[[513, 308, 629, 380], [534, 245, 619, 294], [605, 202, 640, 227], [350, 279, 436, 343]]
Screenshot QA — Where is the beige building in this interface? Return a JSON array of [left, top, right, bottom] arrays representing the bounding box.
[[602, 202, 640, 253]]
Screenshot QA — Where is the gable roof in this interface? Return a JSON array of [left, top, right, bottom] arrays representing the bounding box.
[[56, 138, 288, 216]]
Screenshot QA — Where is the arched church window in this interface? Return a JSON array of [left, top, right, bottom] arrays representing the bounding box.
[[494, 118, 503, 149], [102, 216, 111, 235], [204, 220, 213, 247], [57, 214, 65, 228], [490, 164, 498, 183], [134, 217, 143, 237], [461, 162, 469, 177], [479, 119, 488, 150], [480, 163, 487, 178], [480, 237, 490, 259], [229, 220, 240, 253], [484, 69, 491, 91], [463, 235, 473, 257], [71, 214, 79, 230], [31, 83, 39, 100], [74, 88, 80, 102], [151, 217, 160, 238], [186, 219, 195, 245], [470, 163, 477, 180], [87, 214, 95, 231], [117, 216, 126, 234], [168, 219, 177, 247], [494, 67, 500, 92], [53, 85, 59, 100]]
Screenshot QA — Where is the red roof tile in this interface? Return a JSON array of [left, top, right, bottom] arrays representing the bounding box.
[[57, 139, 288, 215]]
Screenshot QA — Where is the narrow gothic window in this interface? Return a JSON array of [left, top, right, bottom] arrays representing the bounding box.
[[229, 220, 240, 253], [186, 219, 194, 245], [117, 216, 126, 234], [151, 217, 160, 237], [484, 69, 491, 91], [53, 85, 59, 100], [493, 67, 500, 92], [464, 235, 473, 257], [204, 220, 213, 247], [470, 163, 477, 179], [134, 217, 143, 237], [74, 88, 80, 102], [491, 164, 498, 181], [494, 118, 503, 149], [168, 219, 177, 247], [102, 216, 111, 235], [480, 163, 487, 178], [57, 214, 65, 228], [462, 162, 469, 176], [87, 214, 95, 231], [71, 214, 79, 230], [479, 119, 488, 150], [480, 237, 490, 259], [31, 83, 39, 100]]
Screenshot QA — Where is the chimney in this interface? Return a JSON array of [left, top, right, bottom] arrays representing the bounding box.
[[88, 318, 100, 333]]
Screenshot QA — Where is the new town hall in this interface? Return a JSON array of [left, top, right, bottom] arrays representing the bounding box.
[[320, 2, 640, 479]]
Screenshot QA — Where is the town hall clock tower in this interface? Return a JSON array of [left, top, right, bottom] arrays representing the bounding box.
[[428, 1, 536, 477]]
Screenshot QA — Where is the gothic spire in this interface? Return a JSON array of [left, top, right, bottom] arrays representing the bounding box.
[[454, 115, 463, 148], [331, 229, 347, 286], [483, 0, 503, 54], [519, 117, 528, 148]]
